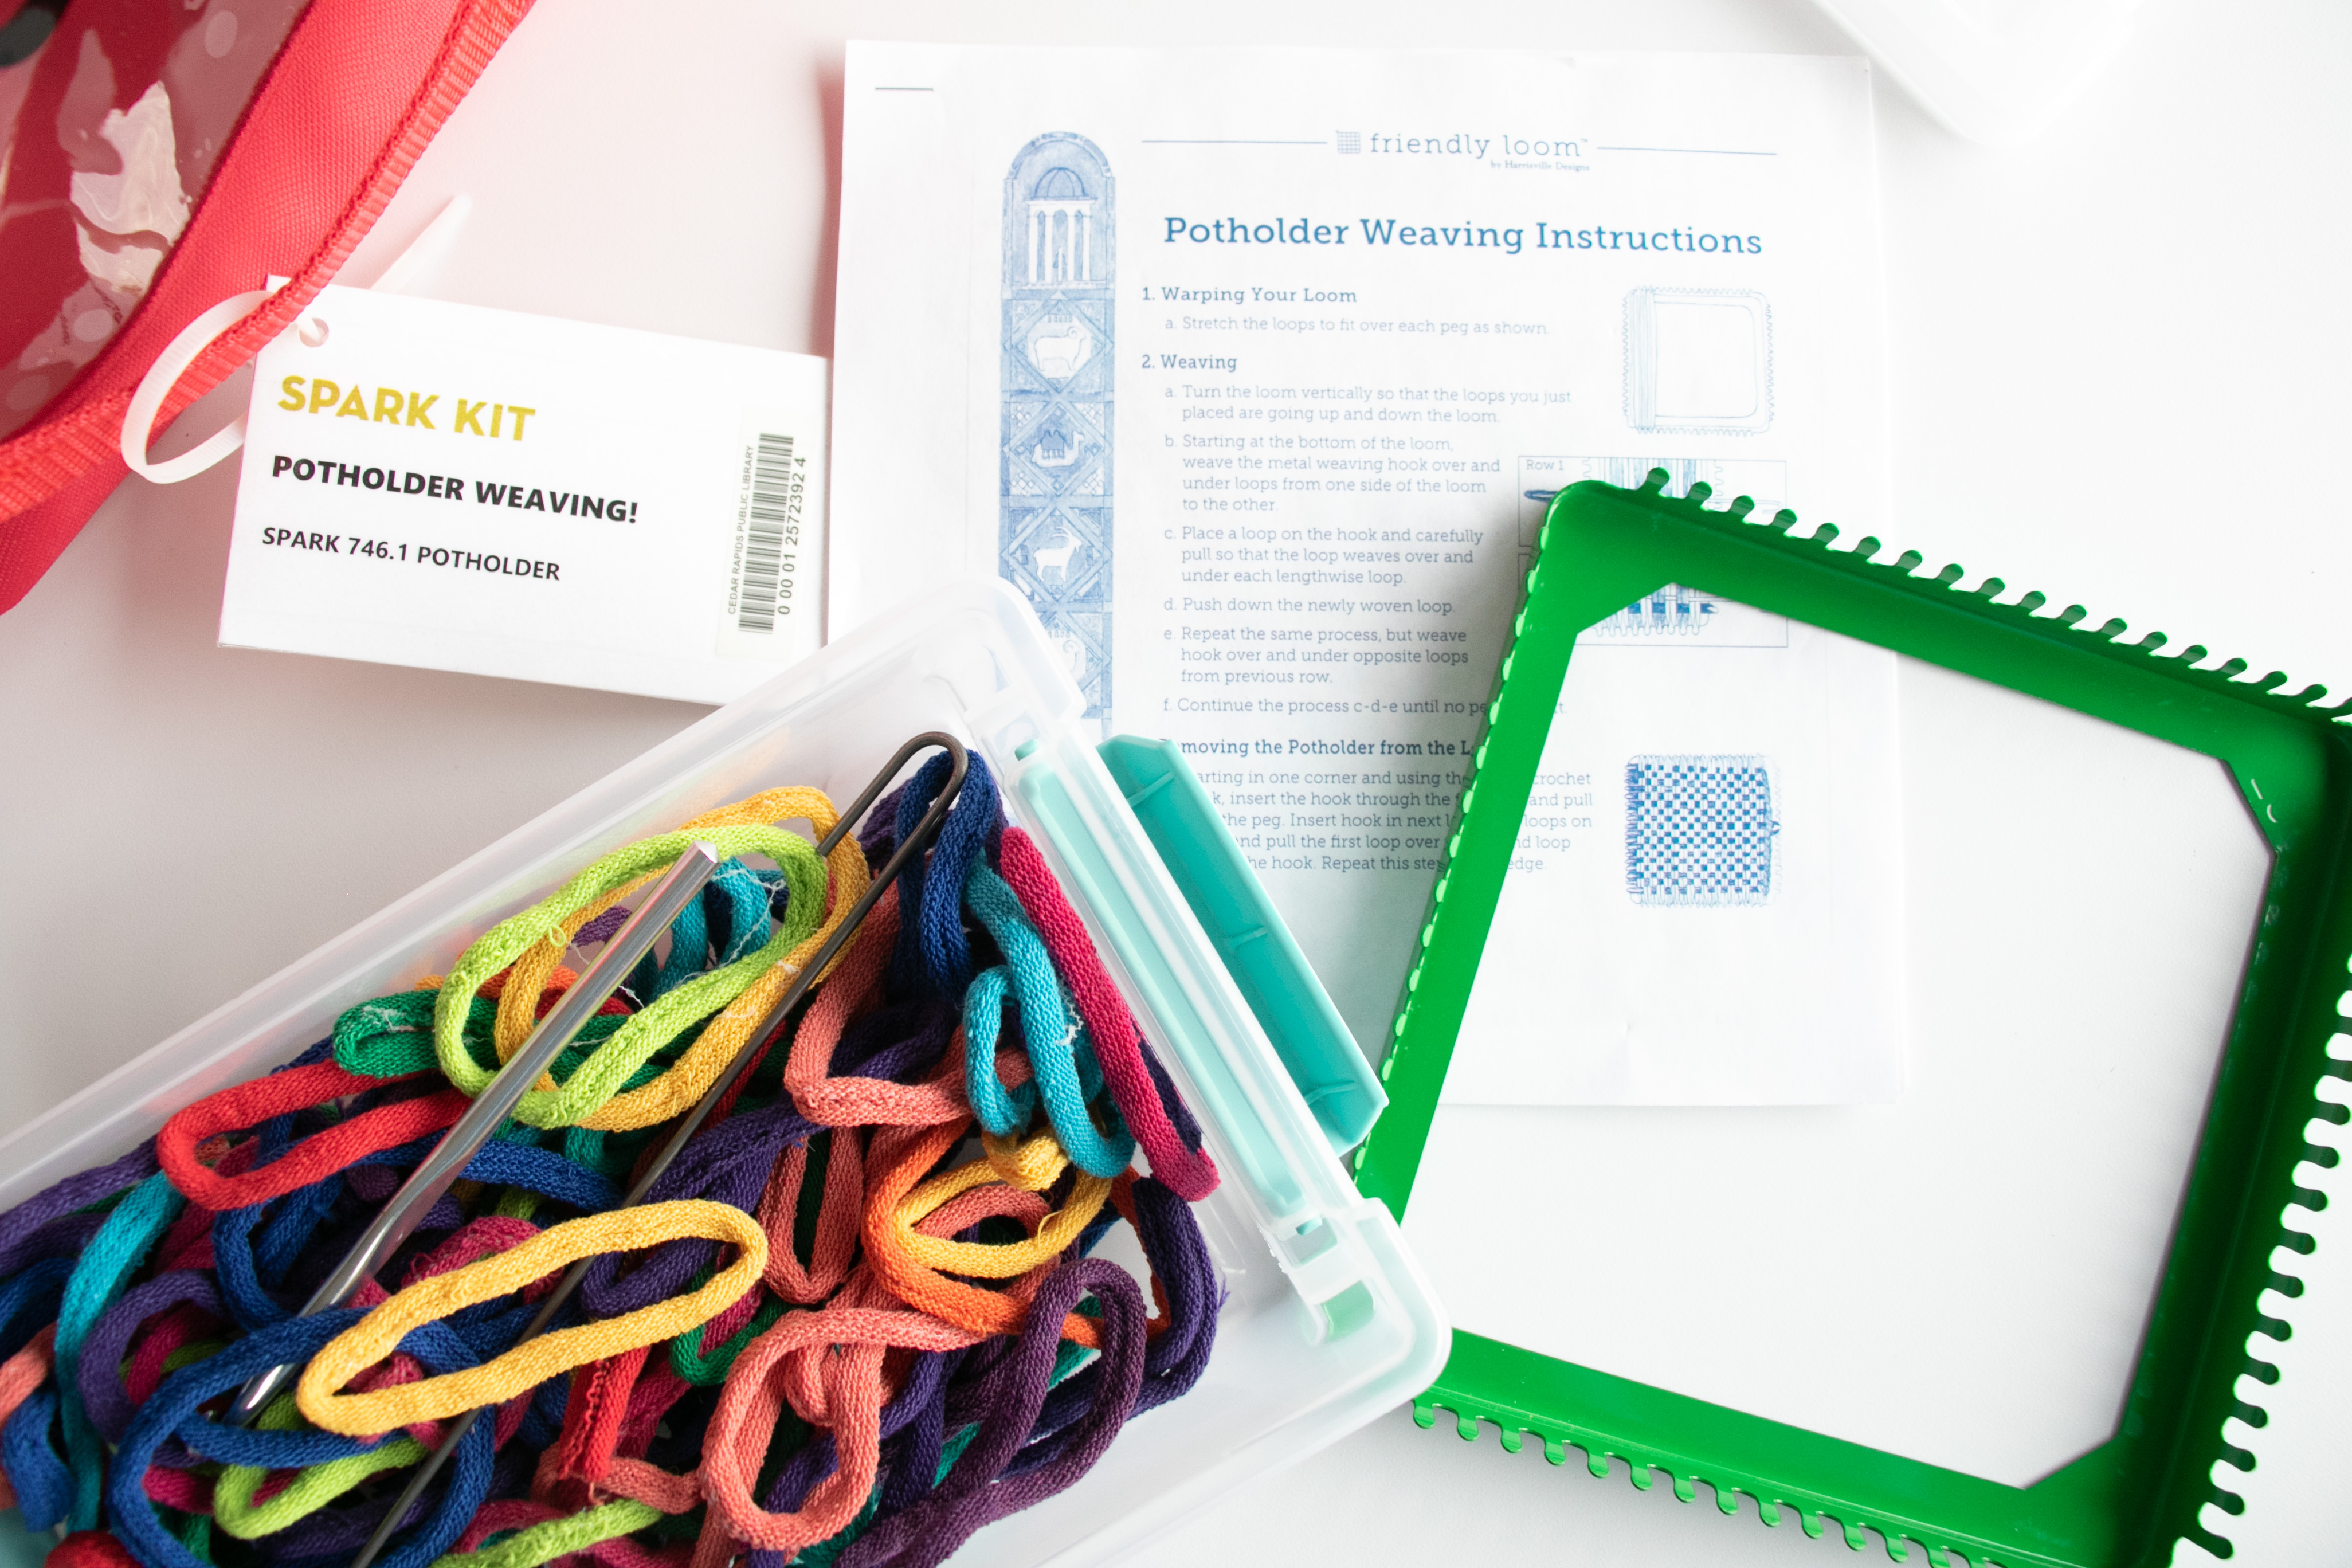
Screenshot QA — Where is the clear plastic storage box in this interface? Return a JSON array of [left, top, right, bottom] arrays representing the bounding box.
[[0, 579, 1449, 1568]]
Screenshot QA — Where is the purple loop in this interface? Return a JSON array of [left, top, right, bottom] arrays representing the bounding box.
[[0, 748, 1228, 1567], [0, 1143, 156, 1277], [829, 998, 954, 1089], [873, 1346, 963, 1519], [1128, 1177, 1221, 1405], [76, 1272, 224, 1444], [841, 1258, 1147, 1568], [574, 904, 633, 949], [0, 1212, 106, 1291], [1008, 1179, 1220, 1480], [740, 1346, 962, 1568], [578, 1101, 813, 1317], [1137, 1039, 1208, 1157]]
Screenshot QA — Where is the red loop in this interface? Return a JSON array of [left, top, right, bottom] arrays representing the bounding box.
[[158, 1061, 468, 1209], [48, 1532, 140, 1568], [547, 1344, 650, 1503]]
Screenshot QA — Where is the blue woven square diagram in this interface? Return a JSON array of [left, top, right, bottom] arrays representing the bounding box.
[[1624, 754, 1778, 906]]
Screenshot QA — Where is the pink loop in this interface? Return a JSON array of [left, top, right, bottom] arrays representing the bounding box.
[[998, 827, 1219, 1198]]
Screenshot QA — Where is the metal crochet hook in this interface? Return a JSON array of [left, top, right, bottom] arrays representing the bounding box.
[[345, 732, 968, 1568], [224, 840, 727, 1429]]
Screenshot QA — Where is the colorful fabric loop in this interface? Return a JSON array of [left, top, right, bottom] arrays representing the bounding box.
[[0, 755, 1226, 1568], [959, 863, 1135, 1178], [297, 1202, 766, 1436], [435, 827, 829, 1130]]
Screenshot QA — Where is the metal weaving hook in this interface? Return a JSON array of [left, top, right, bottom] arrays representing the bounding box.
[[344, 732, 969, 1568], [223, 840, 726, 1429]]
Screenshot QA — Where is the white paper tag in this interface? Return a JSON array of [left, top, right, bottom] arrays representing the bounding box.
[[219, 286, 828, 704]]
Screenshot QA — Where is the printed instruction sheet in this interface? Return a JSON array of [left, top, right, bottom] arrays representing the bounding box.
[[830, 45, 1903, 1100]]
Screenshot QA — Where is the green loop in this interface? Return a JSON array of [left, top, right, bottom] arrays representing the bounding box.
[[335, 989, 499, 1079], [433, 829, 826, 1128], [427, 1499, 663, 1568], [213, 1397, 427, 1540], [669, 1291, 787, 1386]]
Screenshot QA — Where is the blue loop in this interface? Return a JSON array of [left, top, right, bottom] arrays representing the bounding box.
[[5, 1389, 73, 1532], [891, 751, 1002, 998], [0, 1256, 70, 1362], [109, 1310, 492, 1568], [213, 1132, 619, 1339], [211, 1197, 291, 1332], [709, 860, 778, 967], [644, 856, 776, 1002], [255, 1170, 346, 1283], [649, 879, 712, 999], [450, 1138, 622, 1213], [961, 864, 1135, 1177]]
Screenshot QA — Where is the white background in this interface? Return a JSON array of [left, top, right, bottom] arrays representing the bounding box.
[[1, 0, 2346, 1563]]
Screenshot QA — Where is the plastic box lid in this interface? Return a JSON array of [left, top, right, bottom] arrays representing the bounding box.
[[1095, 736, 1386, 1155]]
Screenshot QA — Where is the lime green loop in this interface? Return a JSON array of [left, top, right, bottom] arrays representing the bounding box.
[[433, 828, 826, 1128], [428, 1499, 663, 1568], [213, 1397, 427, 1540], [160, 1339, 228, 1378]]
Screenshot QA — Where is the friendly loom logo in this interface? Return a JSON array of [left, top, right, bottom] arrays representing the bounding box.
[[1333, 130, 1590, 167]]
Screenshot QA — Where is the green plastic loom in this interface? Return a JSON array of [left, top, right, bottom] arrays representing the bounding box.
[[1356, 472, 2346, 1566]]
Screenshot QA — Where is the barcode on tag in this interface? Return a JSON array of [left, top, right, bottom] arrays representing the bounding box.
[[735, 432, 798, 633], [714, 402, 824, 669]]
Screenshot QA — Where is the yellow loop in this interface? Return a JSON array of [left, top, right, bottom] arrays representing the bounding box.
[[296, 1201, 766, 1437], [893, 1138, 1112, 1280], [493, 873, 659, 1063], [493, 782, 852, 1060], [495, 782, 859, 1068], [979, 1127, 1069, 1192], [436, 824, 829, 1127]]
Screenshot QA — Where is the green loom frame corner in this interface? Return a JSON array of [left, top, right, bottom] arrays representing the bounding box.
[[1353, 472, 2351, 1566]]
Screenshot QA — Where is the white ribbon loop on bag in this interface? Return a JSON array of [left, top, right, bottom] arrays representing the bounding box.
[[119, 194, 472, 485]]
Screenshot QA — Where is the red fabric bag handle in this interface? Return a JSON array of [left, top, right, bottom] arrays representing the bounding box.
[[0, 0, 534, 613]]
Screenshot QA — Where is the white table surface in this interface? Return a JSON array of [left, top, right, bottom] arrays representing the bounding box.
[[4, 0, 2347, 1562]]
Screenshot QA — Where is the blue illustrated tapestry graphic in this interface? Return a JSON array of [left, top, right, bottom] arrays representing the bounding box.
[[1624, 754, 1779, 906], [1001, 132, 1115, 726]]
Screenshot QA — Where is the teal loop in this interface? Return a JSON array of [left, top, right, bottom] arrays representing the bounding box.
[[650, 859, 776, 999], [961, 966, 1040, 1134], [961, 864, 1135, 1177], [56, 1169, 182, 1531]]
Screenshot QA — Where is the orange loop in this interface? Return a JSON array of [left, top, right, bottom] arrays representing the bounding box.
[[860, 1120, 1107, 1350], [781, 888, 967, 1128], [697, 1304, 981, 1554]]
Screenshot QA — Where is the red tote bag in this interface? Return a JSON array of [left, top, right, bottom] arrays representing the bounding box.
[[0, 0, 533, 614]]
